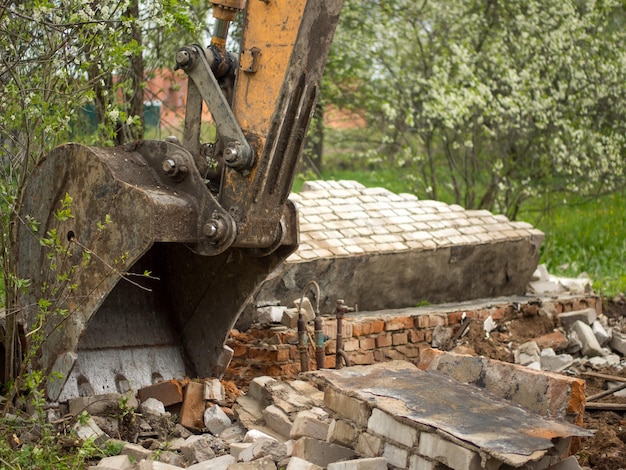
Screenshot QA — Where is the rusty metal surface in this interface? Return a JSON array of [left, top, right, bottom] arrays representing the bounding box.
[[312, 363, 592, 458]]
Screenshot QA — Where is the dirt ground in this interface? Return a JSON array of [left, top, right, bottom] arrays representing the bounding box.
[[455, 297, 626, 470]]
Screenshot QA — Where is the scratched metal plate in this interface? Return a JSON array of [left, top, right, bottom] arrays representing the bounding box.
[[313, 363, 593, 457]]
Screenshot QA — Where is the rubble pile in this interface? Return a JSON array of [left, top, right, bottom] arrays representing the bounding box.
[[30, 351, 589, 470]]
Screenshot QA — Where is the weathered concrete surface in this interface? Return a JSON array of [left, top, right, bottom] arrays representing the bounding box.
[[257, 181, 543, 312]]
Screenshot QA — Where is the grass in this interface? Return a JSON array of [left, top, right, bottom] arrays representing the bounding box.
[[295, 164, 626, 297]]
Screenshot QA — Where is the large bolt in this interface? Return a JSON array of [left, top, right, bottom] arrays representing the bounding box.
[[162, 158, 177, 175], [223, 142, 240, 164], [203, 221, 219, 238]]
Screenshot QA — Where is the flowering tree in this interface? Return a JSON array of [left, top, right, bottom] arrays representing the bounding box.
[[327, 0, 626, 219]]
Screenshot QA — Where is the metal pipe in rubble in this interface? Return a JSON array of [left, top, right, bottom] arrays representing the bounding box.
[[297, 280, 321, 372], [335, 299, 355, 369]]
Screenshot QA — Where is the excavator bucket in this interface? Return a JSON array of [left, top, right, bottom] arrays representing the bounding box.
[[13, 0, 342, 401]]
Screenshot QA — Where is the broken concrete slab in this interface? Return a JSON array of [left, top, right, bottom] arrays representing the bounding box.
[[558, 308, 598, 330], [308, 360, 591, 468], [572, 320, 604, 357], [257, 181, 543, 312]]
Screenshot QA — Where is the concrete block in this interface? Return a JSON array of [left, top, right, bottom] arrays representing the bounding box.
[[244, 429, 279, 443], [263, 404, 293, 438], [204, 379, 225, 402], [204, 404, 232, 435], [290, 414, 329, 441], [187, 454, 236, 470], [138, 460, 186, 469], [572, 320, 603, 357], [180, 435, 217, 464], [235, 396, 265, 428], [558, 309, 597, 330], [248, 376, 277, 405], [592, 321, 611, 346], [140, 397, 168, 417], [219, 424, 246, 443], [409, 455, 439, 470], [292, 437, 356, 468], [382, 443, 408, 468], [282, 309, 300, 328], [240, 439, 291, 463], [121, 442, 153, 461], [610, 331, 626, 355], [540, 349, 574, 373], [293, 297, 316, 322], [327, 457, 388, 470], [74, 417, 107, 445], [138, 380, 183, 407], [231, 442, 253, 460], [180, 382, 206, 431], [367, 408, 418, 448], [95, 455, 133, 470], [418, 432, 481, 470], [286, 456, 323, 470], [92, 416, 119, 437], [324, 387, 371, 427], [355, 433, 383, 458], [228, 455, 277, 470], [257, 306, 287, 323], [327, 419, 358, 447], [158, 451, 186, 468]]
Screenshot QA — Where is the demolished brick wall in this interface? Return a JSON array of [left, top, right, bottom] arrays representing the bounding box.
[[226, 295, 601, 383]]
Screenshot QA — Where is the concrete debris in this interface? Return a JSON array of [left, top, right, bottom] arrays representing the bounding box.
[[140, 397, 168, 417], [204, 404, 232, 435]]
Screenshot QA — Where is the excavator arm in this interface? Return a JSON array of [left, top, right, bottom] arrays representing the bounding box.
[[12, 0, 342, 401]]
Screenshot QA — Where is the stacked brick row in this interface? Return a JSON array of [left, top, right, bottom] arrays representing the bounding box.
[[225, 296, 601, 383]]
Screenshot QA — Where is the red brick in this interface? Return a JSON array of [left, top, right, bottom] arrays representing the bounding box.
[[359, 337, 376, 350], [491, 308, 507, 321], [428, 314, 447, 327], [369, 320, 385, 334], [138, 380, 183, 407], [375, 334, 392, 348], [179, 382, 206, 431], [229, 343, 248, 358], [396, 345, 420, 358], [325, 339, 337, 354], [415, 315, 429, 328], [385, 316, 414, 331], [343, 338, 360, 352], [408, 329, 425, 343], [351, 322, 371, 337], [324, 355, 337, 369], [535, 331, 569, 351], [349, 352, 375, 365], [424, 330, 433, 343], [374, 349, 389, 362], [475, 309, 491, 320], [447, 311, 465, 325], [392, 332, 408, 346]]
